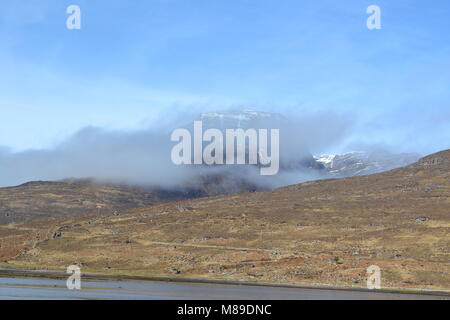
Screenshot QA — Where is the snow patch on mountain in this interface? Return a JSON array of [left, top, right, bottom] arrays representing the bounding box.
[[315, 151, 421, 177]]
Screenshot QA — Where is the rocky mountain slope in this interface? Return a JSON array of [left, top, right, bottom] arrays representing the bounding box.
[[0, 179, 197, 224], [0, 149, 424, 225], [2, 149, 449, 290], [315, 151, 420, 177], [0, 174, 263, 224]]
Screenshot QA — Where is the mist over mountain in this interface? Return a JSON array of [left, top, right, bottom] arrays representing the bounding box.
[[0, 110, 350, 188], [193, 110, 322, 170], [0, 109, 420, 192]]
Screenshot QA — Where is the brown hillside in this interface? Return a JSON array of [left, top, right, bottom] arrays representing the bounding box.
[[0, 179, 193, 224], [1, 150, 449, 290]]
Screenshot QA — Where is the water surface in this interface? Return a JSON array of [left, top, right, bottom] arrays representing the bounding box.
[[0, 277, 446, 300]]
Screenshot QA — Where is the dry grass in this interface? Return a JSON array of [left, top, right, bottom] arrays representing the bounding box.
[[1, 150, 449, 290]]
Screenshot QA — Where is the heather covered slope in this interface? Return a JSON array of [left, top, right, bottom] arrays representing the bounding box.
[[0, 179, 195, 224], [1, 150, 449, 290]]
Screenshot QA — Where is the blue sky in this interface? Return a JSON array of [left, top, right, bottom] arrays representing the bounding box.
[[1, 0, 450, 154]]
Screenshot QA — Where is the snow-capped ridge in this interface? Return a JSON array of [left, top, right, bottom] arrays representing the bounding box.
[[315, 151, 420, 177]]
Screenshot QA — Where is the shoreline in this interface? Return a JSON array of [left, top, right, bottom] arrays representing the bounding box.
[[1, 266, 449, 298]]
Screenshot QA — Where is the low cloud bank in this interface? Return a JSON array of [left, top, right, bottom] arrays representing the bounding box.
[[0, 110, 354, 189]]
